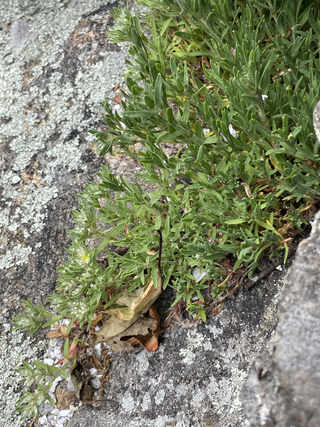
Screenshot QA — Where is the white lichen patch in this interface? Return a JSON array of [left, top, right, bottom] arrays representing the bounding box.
[[153, 415, 176, 427], [179, 347, 196, 365], [121, 391, 135, 413], [141, 392, 151, 411], [0, 0, 128, 269], [190, 388, 205, 409], [0, 243, 33, 270], [206, 367, 247, 416], [136, 349, 150, 373], [205, 323, 223, 338], [178, 330, 209, 365], [0, 316, 47, 426], [185, 330, 206, 348], [154, 389, 166, 405]]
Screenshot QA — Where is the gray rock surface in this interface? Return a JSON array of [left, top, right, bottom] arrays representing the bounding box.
[[242, 211, 320, 427]]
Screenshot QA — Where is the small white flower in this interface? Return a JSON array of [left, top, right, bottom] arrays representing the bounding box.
[[228, 124, 238, 139], [262, 94, 268, 102]]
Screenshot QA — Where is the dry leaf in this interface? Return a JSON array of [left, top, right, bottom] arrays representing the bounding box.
[[93, 313, 141, 343], [241, 182, 254, 199], [55, 385, 77, 410], [104, 315, 157, 351], [131, 270, 162, 313], [121, 305, 160, 351], [111, 94, 122, 104], [46, 330, 65, 339], [70, 372, 83, 400], [93, 270, 162, 345], [46, 323, 69, 339], [68, 350, 110, 404], [68, 339, 79, 359]]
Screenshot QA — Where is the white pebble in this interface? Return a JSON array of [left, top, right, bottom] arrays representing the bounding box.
[[42, 403, 54, 415], [90, 376, 101, 389], [89, 368, 98, 377], [12, 175, 21, 184], [66, 377, 75, 392], [57, 417, 69, 424], [54, 346, 63, 358], [59, 409, 71, 417], [38, 415, 48, 425], [44, 358, 54, 365]]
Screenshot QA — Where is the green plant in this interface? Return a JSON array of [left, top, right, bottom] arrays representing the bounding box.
[[13, 0, 320, 419]]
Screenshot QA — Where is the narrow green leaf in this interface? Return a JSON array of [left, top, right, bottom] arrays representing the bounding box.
[[154, 73, 163, 108]]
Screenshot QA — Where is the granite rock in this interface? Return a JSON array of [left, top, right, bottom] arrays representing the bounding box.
[[242, 210, 320, 427]]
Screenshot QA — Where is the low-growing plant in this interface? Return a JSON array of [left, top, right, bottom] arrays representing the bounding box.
[[13, 0, 320, 419]]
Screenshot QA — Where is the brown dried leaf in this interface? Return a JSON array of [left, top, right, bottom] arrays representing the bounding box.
[[46, 330, 65, 339], [48, 323, 69, 338], [131, 270, 162, 313], [121, 305, 160, 351], [111, 94, 122, 104], [70, 372, 83, 400], [68, 339, 79, 359], [93, 270, 162, 344], [104, 315, 157, 351], [55, 385, 77, 410], [241, 182, 253, 199]]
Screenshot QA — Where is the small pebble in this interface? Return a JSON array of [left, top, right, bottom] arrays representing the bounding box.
[[54, 346, 63, 358], [15, 346, 22, 353], [44, 358, 54, 365], [38, 416, 48, 425], [42, 403, 54, 415], [89, 368, 98, 377], [12, 175, 21, 184], [59, 409, 71, 417], [57, 416, 69, 424], [91, 376, 101, 389], [50, 409, 60, 416], [67, 377, 75, 392]]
